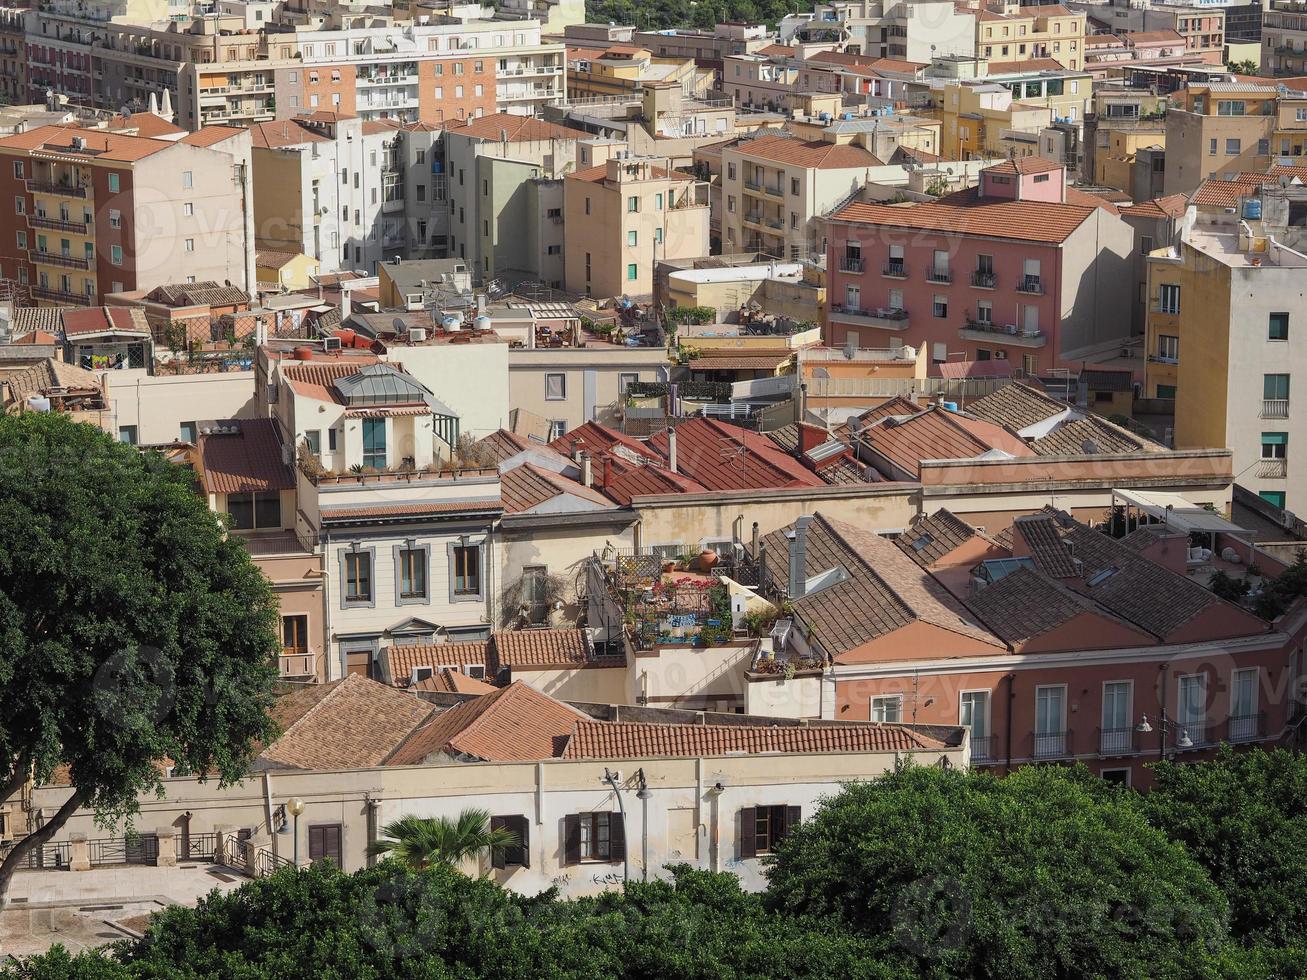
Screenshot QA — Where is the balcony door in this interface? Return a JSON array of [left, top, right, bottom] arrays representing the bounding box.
[[1034, 685, 1066, 757], [960, 691, 990, 761], [1101, 681, 1132, 755]]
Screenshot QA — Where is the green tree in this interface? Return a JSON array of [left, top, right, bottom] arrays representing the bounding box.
[[365, 810, 519, 870], [1143, 747, 1307, 946], [0, 414, 280, 907], [1227, 59, 1260, 76], [764, 764, 1229, 979]]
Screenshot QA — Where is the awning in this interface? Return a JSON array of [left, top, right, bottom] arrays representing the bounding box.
[[1111, 488, 1246, 534]]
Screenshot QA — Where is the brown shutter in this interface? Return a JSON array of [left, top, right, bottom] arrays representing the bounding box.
[[490, 815, 507, 870], [514, 815, 531, 869], [739, 807, 756, 859], [308, 825, 324, 862], [785, 805, 802, 840], [564, 814, 581, 866], [325, 825, 342, 865], [609, 812, 626, 863]]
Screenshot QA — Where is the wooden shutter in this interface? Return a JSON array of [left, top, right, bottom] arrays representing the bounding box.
[[308, 825, 325, 862], [609, 812, 626, 863], [513, 815, 530, 869], [309, 824, 342, 865], [739, 807, 757, 859], [784, 805, 802, 840], [563, 814, 581, 866], [490, 815, 507, 870]]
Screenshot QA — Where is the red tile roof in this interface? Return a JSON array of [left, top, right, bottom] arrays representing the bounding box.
[[550, 420, 662, 463], [280, 355, 381, 401], [495, 628, 608, 669], [561, 719, 946, 758], [381, 640, 493, 684], [199, 418, 294, 495], [420, 669, 498, 695], [446, 112, 590, 143], [500, 462, 612, 513], [179, 126, 245, 148], [602, 463, 706, 504], [61, 306, 150, 337], [102, 112, 185, 138], [1191, 173, 1276, 208], [831, 185, 1096, 244], [736, 133, 883, 169], [857, 406, 1033, 478], [1065, 186, 1121, 214], [646, 417, 826, 491], [1120, 193, 1188, 220], [983, 156, 1064, 177]]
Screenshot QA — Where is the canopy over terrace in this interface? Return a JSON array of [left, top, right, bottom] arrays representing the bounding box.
[[1111, 488, 1248, 553]]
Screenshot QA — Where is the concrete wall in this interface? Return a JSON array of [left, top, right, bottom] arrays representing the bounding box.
[[507, 346, 668, 432], [105, 368, 259, 445], [387, 342, 511, 442]]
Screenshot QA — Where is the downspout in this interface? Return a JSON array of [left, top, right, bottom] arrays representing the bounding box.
[[321, 526, 333, 680], [261, 770, 275, 838], [602, 768, 629, 884], [1004, 672, 1015, 774], [1159, 662, 1169, 761]]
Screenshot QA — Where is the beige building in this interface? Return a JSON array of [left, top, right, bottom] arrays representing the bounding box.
[[508, 345, 670, 433], [563, 156, 710, 299], [971, 2, 1088, 71], [566, 45, 712, 100], [929, 78, 1062, 160]]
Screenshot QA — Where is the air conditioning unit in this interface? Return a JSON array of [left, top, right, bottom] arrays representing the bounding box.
[[409, 327, 427, 342], [323, 336, 342, 352]]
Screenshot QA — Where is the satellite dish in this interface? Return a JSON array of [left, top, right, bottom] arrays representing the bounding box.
[[1080, 438, 1100, 455], [392, 316, 407, 334]]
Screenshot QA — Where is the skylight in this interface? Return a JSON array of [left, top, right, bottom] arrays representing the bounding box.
[[910, 532, 935, 552], [1086, 566, 1120, 587]]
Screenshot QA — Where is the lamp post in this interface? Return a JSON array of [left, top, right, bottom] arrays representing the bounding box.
[[287, 797, 304, 866], [1136, 712, 1193, 759]]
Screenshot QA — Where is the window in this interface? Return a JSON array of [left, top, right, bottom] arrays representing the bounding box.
[[118, 425, 138, 445], [932, 294, 948, 318], [931, 341, 947, 364], [545, 373, 566, 400], [179, 421, 197, 444], [182, 170, 193, 189], [184, 238, 194, 252], [1177, 673, 1207, 744], [564, 812, 624, 864], [1101, 681, 1132, 754], [584, 197, 591, 216], [1208, 138, 1217, 156], [960, 692, 989, 759], [870, 695, 902, 722], [1140, 235, 1154, 256], [1226, 138, 1242, 155], [183, 202, 193, 217], [1217, 100, 1245, 115], [1158, 283, 1180, 314], [361, 418, 386, 469], [1262, 432, 1288, 459], [739, 805, 800, 857], [328, 428, 338, 452], [343, 550, 373, 604], [302, 430, 322, 455], [1270, 312, 1290, 340], [282, 615, 308, 653], [11, 161, 21, 179], [655, 192, 664, 210], [451, 543, 480, 596], [790, 176, 800, 195], [627, 195, 639, 213], [1259, 139, 1271, 156], [111, 245, 122, 266], [1230, 667, 1259, 742], [1265, 374, 1290, 403], [396, 544, 428, 601], [619, 372, 638, 395], [1034, 685, 1066, 757], [627, 263, 638, 281], [627, 230, 637, 247], [108, 174, 120, 193], [307, 824, 341, 865], [1260, 490, 1287, 508], [490, 815, 529, 868], [12, 196, 22, 216], [1156, 384, 1176, 399], [13, 231, 23, 250], [1157, 334, 1178, 361], [227, 491, 281, 531]]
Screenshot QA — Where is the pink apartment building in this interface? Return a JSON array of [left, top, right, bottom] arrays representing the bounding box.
[[824, 158, 1134, 376]]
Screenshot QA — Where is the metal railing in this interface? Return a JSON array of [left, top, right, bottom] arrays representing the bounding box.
[[1262, 398, 1290, 419], [971, 270, 997, 288], [182, 832, 217, 862], [1031, 729, 1072, 760], [279, 651, 317, 678], [28, 214, 89, 234], [1227, 712, 1264, 743], [1180, 724, 1209, 749], [29, 285, 93, 305], [970, 734, 996, 763], [1257, 458, 1288, 479], [256, 847, 294, 876], [743, 178, 762, 192], [882, 261, 908, 278], [1016, 276, 1044, 295], [0, 841, 71, 870], [1098, 727, 1136, 756], [89, 835, 157, 865], [30, 249, 90, 270], [926, 267, 952, 283], [27, 179, 88, 198], [838, 256, 865, 273]]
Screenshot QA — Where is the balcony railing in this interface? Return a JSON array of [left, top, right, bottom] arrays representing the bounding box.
[[971, 270, 997, 288], [29, 285, 93, 305], [1257, 458, 1288, 479], [1016, 276, 1044, 295], [839, 256, 865, 273], [1226, 712, 1264, 743], [30, 249, 90, 270], [960, 319, 1046, 347], [1262, 398, 1290, 419], [28, 214, 89, 234], [970, 734, 996, 763], [743, 177, 762, 192], [1098, 727, 1136, 757], [926, 267, 952, 283], [829, 305, 910, 330], [1031, 729, 1072, 760], [882, 261, 908, 279], [27, 179, 88, 198], [278, 651, 317, 679]]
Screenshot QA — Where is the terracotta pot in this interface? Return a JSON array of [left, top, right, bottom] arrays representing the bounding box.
[[696, 548, 719, 573]]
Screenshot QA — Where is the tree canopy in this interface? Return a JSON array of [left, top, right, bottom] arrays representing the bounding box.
[[0, 414, 281, 905]]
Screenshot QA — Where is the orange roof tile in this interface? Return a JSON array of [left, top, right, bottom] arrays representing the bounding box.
[[561, 719, 946, 758], [736, 133, 883, 169], [602, 463, 706, 504], [101, 112, 185, 138], [1120, 193, 1188, 220], [495, 628, 610, 669], [858, 405, 1033, 478], [249, 119, 330, 149], [280, 356, 381, 401], [0, 125, 172, 162], [500, 462, 612, 513], [447, 112, 590, 143], [199, 418, 294, 495], [984, 156, 1064, 177], [381, 641, 493, 684], [1191, 173, 1276, 208], [646, 417, 827, 491], [1126, 29, 1184, 44], [567, 162, 693, 183], [1065, 186, 1121, 213], [831, 185, 1095, 244], [179, 126, 245, 147]]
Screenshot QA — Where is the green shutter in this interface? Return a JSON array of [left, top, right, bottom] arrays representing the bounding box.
[[1262, 432, 1288, 446]]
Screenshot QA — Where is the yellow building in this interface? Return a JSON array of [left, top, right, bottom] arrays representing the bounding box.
[[255, 250, 320, 293], [974, 3, 1088, 71], [932, 79, 1054, 159], [566, 45, 712, 101]]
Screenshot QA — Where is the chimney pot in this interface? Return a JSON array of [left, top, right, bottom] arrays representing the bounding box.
[[788, 515, 811, 599], [667, 427, 678, 473]]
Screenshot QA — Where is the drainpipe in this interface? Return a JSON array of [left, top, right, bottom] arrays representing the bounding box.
[[602, 768, 629, 884], [1158, 662, 1169, 761], [1004, 672, 1015, 774], [321, 526, 333, 680]]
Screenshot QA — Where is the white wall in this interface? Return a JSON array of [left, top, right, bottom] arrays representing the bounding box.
[[105, 368, 259, 445], [388, 342, 510, 441]]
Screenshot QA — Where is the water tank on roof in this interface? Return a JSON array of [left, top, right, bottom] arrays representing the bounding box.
[[841, 112, 855, 121], [442, 314, 462, 333], [941, 400, 959, 412], [1243, 198, 1263, 220], [474, 314, 492, 332]]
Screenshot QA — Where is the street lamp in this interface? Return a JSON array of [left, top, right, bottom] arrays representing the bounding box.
[[1136, 713, 1193, 757], [287, 797, 305, 866]]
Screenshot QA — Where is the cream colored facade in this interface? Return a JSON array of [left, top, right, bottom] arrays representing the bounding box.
[[563, 156, 710, 300], [104, 368, 260, 446], [974, 3, 1087, 70], [508, 346, 669, 431], [665, 263, 826, 323], [931, 79, 1058, 159], [567, 47, 711, 101]]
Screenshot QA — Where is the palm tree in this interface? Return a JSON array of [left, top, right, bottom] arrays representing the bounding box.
[[366, 809, 518, 871]]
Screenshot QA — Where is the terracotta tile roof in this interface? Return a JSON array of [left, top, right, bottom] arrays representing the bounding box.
[[561, 718, 945, 758], [967, 381, 1068, 431], [180, 126, 245, 147], [421, 669, 498, 695], [568, 162, 693, 183], [938, 359, 1014, 379], [6, 359, 102, 403], [1019, 3, 1075, 16], [280, 356, 381, 401], [1030, 415, 1159, 456], [1126, 29, 1184, 44], [1012, 513, 1080, 577], [965, 565, 1118, 648], [688, 352, 795, 371], [177, 285, 249, 307], [550, 420, 661, 463], [248, 119, 330, 148], [500, 462, 612, 513], [1085, 33, 1122, 46], [806, 50, 879, 68], [983, 156, 1064, 177], [1119, 523, 1178, 551], [198, 418, 294, 495], [12, 330, 58, 345], [603, 463, 707, 504], [897, 508, 983, 567], [853, 395, 922, 426], [857, 406, 1033, 479], [474, 428, 554, 464], [818, 455, 875, 485], [386, 681, 588, 764], [0, 125, 172, 162], [11, 307, 68, 333], [61, 306, 150, 337], [256, 249, 302, 269], [647, 417, 826, 491], [1191, 173, 1276, 208], [757, 43, 795, 56], [447, 112, 590, 143], [831, 185, 1095, 244], [262, 674, 435, 771], [735, 133, 883, 169], [321, 499, 503, 521], [1120, 193, 1187, 220], [986, 58, 1069, 74], [891, 145, 943, 165], [380, 641, 493, 684], [761, 514, 1003, 659], [101, 112, 185, 138], [1065, 186, 1121, 214], [494, 628, 605, 669]]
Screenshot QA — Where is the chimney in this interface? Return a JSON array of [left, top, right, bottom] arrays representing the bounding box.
[[788, 515, 812, 599], [579, 451, 593, 488], [667, 427, 678, 473], [797, 421, 827, 455], [751, 520, 759, 559]]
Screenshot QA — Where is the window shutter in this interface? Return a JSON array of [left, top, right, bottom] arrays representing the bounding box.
[[609, 812, 626, 863], [739, 807, 757, 859], [784, 805, 802, 839], [308, 826, 324, 861], [514, 815, 531, 869], [490, 815, 507, 870], [564, 814, 581, 866]]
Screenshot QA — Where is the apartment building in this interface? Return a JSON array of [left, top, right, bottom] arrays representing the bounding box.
[[780, 0, 977, 63], [0, 8, 23, 108], [563, 155, 710, 299], [1082, 87, 1170, 191], [719, 131, 886, 262], [970, 2, 1088, 71], [632, 22, 771, 82], [1068, 1, 1225, 66], [1146, 209, 1307, 513], [1163, 81, 1307, 195], [566, 45, 711, 101], [825, 157, 1134, 374], [931, 79, 1055, 160], [0, 124, 255, 306], [1263, 1, 1307, 76]]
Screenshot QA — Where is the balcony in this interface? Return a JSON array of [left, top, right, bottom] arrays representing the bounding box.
[[971, 270, 997, 289], [1226, 712, 1264, 743], [1179, 725, 1209, 749], [29, 285, 92, 305], [1015, 276, 1044, 295], [743, 177, 762, 192], [970, 734, 996, 764], [1262, 398, 1290, 419], [838, 256, 865, 273], [28, 214, 89, 234], [1097, 727, 1137, 757], [1150, 300, 1180, 314], [1149, 353, 1179, 365], [882, 261, 908, 279], [1031, 729, 1072, 760], [278, 650, 317, 680], [30, 249, 90, 270], [1257, 458, 1288, 479], [763, 183, 784, 198], [959, 319, 1046, 348], [829, 305, 910, 331], [926, 267, 952, 284], [27, 179, 88, 199]]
